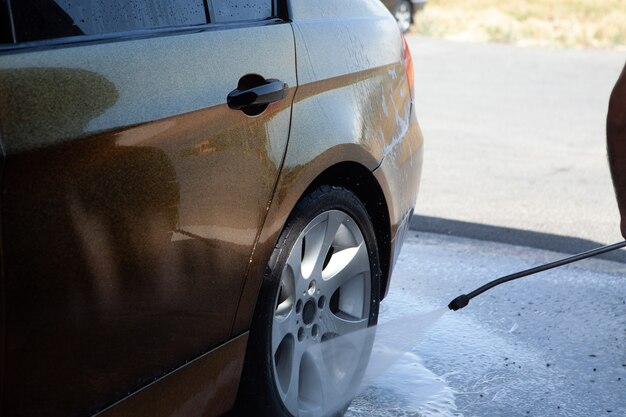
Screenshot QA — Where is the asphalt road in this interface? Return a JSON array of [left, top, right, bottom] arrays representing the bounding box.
[[407, 35, 626, 245], [347, 232, 626, 417]]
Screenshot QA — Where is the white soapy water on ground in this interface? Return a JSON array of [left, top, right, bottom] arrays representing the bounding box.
[[361, 308, 448, 385], [346, 232, 626, 417], [304, 308, 450, 417], [348, 352, 459, 417], [344, 297, 460, 417]]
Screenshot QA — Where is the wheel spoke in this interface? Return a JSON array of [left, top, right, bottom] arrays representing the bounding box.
[[305, 334, 363, 414], [281, 345, 304, 414], [313, 211, 347, 275], [321, 308, 368, 336], [321, 242, 369, 296], [276, 267, 296, 318], [300, 219, 326, 279], [298, 406, 323, 417], [313, 353, 337, 408], [285, 238, 304, 280], [298, 346, 335, 415], [272, 309, 296, 353]]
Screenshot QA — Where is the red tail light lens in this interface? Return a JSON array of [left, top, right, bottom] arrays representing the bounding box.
[[402, 34, 414, 101]]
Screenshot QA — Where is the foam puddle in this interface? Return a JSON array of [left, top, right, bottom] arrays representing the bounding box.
[[361, 307, 448, 386], [302, 308, 452, 417], [347, 352, 458, 417]]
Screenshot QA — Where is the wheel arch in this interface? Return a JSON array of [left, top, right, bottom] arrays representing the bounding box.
[[302, 162, 392, 301], [232, 145, 392, 337]]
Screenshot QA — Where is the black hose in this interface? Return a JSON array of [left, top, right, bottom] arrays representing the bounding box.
[[448, 240, 626, 311]]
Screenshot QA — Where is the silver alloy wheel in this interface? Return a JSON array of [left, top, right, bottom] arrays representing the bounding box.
[[271, 210, 372, 417], [395, 1, 412, 33]]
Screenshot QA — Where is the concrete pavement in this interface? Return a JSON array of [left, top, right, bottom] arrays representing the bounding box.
[[407, 35, 626, 245], [347, 232, 626, 417]]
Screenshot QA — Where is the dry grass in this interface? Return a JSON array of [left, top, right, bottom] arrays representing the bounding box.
[[412, 0, 626, 50]]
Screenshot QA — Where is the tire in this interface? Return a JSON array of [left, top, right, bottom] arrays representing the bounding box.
[[395, 0, 413, 33], [239, 185, 381, 417]]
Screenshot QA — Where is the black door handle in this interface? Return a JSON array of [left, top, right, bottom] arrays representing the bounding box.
[[227, 75, 288, 115]]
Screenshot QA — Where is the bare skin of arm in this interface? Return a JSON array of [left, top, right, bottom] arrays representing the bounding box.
[[607, 63, 626, 238]]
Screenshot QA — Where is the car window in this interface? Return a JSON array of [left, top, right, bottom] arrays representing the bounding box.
[[210, 0, 273, 23], [11, 0, 208, 43]]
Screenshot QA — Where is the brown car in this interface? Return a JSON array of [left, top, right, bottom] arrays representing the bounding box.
[[0, 0, 423, 416]]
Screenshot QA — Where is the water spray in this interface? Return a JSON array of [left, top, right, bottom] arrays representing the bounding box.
[[448, 239, 626, 311]]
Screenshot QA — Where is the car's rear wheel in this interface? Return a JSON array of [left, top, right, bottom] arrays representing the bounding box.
[[395, 0, 413, 33], [240, 185, 381, 417]]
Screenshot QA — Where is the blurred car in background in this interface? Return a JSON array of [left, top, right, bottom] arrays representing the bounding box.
[[0, 0, 423, 416], [382, 0, 428, 32]]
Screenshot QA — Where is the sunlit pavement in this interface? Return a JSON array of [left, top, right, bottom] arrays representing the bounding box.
[[347, 232, 625, 417], [406, 34, 625, 245]]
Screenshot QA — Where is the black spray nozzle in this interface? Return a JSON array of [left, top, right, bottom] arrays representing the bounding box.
[[448, 294, 470, 311], [447, 240, 626, 312]]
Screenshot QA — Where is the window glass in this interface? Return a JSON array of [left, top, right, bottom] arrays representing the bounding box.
[[12, 0, 208, 43], [211, 0, 272, 23]]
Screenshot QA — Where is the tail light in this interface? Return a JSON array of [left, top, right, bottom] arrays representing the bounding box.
[[401, 34, 414, 102]]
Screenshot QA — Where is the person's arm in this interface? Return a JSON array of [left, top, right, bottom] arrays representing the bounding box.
[[607, 63, 626, 238]]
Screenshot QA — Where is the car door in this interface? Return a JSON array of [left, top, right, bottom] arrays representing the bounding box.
[[0, 1, 296, 416]]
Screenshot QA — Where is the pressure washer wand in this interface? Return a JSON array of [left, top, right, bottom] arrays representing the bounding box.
[[448, 240, 626, 311]]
